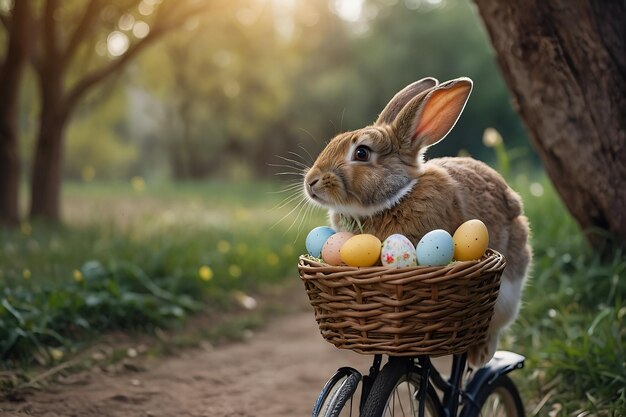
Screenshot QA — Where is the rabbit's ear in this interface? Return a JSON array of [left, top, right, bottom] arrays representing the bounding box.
[[375, 78, 439, 125], [394, 77, 472, 152]]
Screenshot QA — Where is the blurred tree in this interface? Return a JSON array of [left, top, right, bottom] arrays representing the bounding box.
[[0, 1, 31, 226], [474, 0, 626, 254], [281, 0, 530, 167], [140, 0, 295, 180], [64, 89, 138, 180], [0, 0, 210, 222]]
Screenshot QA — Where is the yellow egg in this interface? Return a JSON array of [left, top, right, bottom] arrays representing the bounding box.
[[453, 219, 489, 261], [340, 234, 382, 267], [322, 232, 354, 265]]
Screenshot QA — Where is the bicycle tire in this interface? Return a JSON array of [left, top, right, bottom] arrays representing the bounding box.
[[360, 358, 443, 417], [464, 374, 524, 417], [313, 368, 362, 417]]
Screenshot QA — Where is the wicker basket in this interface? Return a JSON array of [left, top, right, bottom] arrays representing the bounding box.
[[298, 249, 505, 357]]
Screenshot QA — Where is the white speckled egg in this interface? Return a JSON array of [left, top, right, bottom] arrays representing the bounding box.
[[416, 229, 454, 266], [306, 226, 336, 258], [381, 234, 417, 267], [321, 232, 354, 265]]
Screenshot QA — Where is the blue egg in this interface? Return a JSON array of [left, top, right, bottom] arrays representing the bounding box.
[[306, 226, 336, 258], [416, 229, 454, 266]]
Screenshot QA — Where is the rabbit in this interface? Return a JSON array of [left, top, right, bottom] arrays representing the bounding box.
[[303, 77, 531, 367]]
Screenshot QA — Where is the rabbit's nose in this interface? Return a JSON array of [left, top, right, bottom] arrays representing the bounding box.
[[306, 177, 320, 195]]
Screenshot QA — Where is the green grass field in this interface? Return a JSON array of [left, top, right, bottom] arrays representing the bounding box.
[[1, 177, 624, 414], [1, 180, 324, 366]]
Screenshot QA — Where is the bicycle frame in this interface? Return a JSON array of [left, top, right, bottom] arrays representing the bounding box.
[[320, 350, 525, 417]]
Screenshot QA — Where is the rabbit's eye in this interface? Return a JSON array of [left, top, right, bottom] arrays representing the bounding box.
[[353, 145, 371, 162]]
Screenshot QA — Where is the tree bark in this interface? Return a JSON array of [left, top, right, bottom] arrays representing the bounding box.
[[0, 1, 31, 226], [29, 101, 68, 220], [473, 0, 626, 254]]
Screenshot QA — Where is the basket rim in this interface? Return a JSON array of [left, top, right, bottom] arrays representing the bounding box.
[[299, 248, 506, 274]]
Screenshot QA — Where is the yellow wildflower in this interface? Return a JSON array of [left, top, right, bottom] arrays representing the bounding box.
[[50, 348, 64, 361], [22, 269, 31, 280], [20, 222, 32, 236], [236, 243, 248, 255], [217, 240, 231, 254], [281, 245, 294, 256], [131, 176, 146, 192], [81, 166, 96, 182], [73, 269, 83, 283], [198, 265, 214, 281], [228, 265, 242, 278], [266, 252, 279, 266]]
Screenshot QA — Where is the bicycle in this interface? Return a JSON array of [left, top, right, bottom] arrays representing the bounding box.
[[299, 249, 526, 417], [312, 350, 525, 417]]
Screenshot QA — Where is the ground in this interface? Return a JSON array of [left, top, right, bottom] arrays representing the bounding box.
[[0, 292, 372, 417]]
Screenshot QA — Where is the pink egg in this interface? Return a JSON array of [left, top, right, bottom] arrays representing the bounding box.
[[321, 232, 354, 265]]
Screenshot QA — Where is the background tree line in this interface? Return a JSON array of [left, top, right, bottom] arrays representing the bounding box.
[[8, 0, 531, 184], [2, 0, 623, 253]]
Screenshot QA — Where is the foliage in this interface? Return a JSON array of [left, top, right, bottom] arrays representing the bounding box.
[[11, 0, 535, 182], [65, 90, 138, 180], [1, 172, 625, 414], [502, 172, 625, 415], [0, 180, 322, 368]]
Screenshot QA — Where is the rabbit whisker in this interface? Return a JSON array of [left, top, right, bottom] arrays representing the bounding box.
[[298, 127, 320, 145], [275, 155, 309, 170], [267, 162, 307, 172], [274, 190, 305, 210], [274, 172, 305, 177], [298, 144, 315, 164], [271, 196, 308, 231], [288, 151, 312, 167]]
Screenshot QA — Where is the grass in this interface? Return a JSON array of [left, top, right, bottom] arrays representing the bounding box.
[[506, 175, 625, 416], [1, 179, 323, 370], [1, 174, 625, 415]]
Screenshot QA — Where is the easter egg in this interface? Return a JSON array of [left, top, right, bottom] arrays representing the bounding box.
[[340, 234, 382, 267], [416, 229, 454, 266], [453, 219, 489, 261], [381, 234, 417, 267], [322, 232, 354, 265], [306, 226, 336, 258]]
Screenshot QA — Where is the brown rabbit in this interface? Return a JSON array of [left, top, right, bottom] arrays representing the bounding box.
[[303, 77, 531, 367]]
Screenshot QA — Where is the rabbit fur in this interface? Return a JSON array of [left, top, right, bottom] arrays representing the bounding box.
[[303, 77, 531, 367]]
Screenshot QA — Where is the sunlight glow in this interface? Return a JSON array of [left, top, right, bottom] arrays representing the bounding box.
[[0, 0, 13, 13], [331, 0, 363, 22], [107, 31, 129, 57], [118, 14, 135, 31], [132, 21, 150, 39], [223, 80, 241, 98], [405, 0, 444, 10], [138, 1, 155, 16]]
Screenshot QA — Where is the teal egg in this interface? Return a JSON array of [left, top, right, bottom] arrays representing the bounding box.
[[416, 229, 454, 266], [306, 226, 336, 258]]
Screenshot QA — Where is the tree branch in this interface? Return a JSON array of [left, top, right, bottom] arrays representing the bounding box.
[[43, 0, 60, 62], [0, 13, 10, 31], [62, 0, 104, 64], [66, 27, 163, 110], [66, 3, 210, 110], [0, 0, 31, 98]]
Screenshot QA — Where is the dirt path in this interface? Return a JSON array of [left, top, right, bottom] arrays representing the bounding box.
[[0, 299, 372, 417]]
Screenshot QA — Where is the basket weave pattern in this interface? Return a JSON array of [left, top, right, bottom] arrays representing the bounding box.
[[298, 249, 505, 357]]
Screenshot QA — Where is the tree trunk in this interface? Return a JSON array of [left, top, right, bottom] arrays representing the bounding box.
[[0, 76, 22, 227], [0, 1, 31, 226], [29, 76, 68, 221], [473, 0, 626, 254]]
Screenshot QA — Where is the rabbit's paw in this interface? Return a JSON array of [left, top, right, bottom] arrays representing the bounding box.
[[468, 332, 498, 368]]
